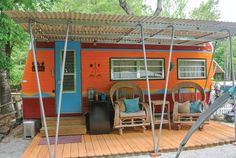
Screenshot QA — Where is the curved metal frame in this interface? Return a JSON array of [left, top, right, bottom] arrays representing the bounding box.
[[176, 30, 236, 158]]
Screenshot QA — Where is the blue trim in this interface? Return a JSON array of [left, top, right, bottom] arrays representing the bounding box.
[[55, 41, 82, 113], [81, 48, 212, 53], [21, 93, 54, 98], [35, 48, 54, 51], [143, 89, 210, 95]]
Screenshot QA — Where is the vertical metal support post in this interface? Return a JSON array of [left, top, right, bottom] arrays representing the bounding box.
[[29, 21, 52, 158], [156, 25, 175, 153], [140, 24, 157, 153], [54, 22, 70, 158], [229, 32, 236, 142]]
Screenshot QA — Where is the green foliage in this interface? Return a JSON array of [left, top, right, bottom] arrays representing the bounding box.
[[190, 0, 220, 20], [53, 0, 152, 15], [0, 0, 56, 88], [160, 0, 188, 18], [214, 37, 236, 76], [0, 53, 12, 72]]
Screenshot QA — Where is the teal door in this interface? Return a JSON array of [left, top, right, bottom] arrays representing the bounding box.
[[55, 41, 81, 113]]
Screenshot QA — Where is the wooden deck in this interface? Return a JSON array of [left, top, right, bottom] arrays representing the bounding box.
[[21, 121, 234, 158]]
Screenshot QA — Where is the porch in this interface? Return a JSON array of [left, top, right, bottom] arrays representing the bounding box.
[[21, 121, 234, 158]]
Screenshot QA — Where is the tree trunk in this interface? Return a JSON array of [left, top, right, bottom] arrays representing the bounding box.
[[0, 71, 13, 114], [0, 41, 13, 114]]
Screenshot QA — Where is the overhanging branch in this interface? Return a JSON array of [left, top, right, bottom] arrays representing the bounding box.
[[119, 0, 134, 15], [153, 0, 162, 16]]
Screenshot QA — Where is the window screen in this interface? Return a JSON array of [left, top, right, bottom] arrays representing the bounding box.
[[61, 50, 76, 92], [178, 59, 206, 79], [111, 58, 164, 80]]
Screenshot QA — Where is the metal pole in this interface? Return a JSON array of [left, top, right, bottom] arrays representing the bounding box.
[[29, 21, 52, 158], [140, 24, 157, 153], [54, 22, 70, 158], [156, 25, 175, 153], [228, 32, 236, 142], [229, 32, 235, 86], [204, 42, 217, 91]]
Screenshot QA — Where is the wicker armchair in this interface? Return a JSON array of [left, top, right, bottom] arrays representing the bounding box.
[[109, 81, 150, 134], [171, 82, 208, 130]]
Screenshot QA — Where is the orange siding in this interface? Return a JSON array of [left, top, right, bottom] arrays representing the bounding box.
[[22, 50, 55, 97], [81, 50, 214, 96]]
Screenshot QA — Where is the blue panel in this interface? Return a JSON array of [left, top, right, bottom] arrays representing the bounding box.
[[55, 41, 81, 113]]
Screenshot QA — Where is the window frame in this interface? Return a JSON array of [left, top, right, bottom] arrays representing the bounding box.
[[60, 49, 76, 93], [110, 58, 165, 81], [177, 58, 207, 80]]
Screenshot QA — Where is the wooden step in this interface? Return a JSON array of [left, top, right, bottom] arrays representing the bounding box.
[[41, 116, 87, 136], [45, 116, 85, 121], [40, 124, 87, 136], [42, 118, 86, 126]]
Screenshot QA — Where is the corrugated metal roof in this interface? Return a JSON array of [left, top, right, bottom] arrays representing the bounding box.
[[4, 11, 236, 46]]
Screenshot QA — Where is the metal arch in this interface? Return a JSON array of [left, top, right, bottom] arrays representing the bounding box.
[[29, 21, 52, 158], [175, 29, 236, 158], [203, 41, 218, 91], [221, 29, 236, 141], [156, 25, 175, 153], [139, 24, 157, 153], [53, 21, 71, 158]]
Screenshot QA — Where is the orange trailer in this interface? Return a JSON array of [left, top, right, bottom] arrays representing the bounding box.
[[21, 42, 214, 118]]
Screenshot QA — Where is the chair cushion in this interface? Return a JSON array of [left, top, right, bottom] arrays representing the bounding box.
[[120, 110, 146, 118], [190, 100, 202, 113], [123, 98, 140, 113], [178, 101, 190, 113]]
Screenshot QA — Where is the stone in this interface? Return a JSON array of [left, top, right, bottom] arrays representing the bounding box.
[[0, 134, 4, 142], [0, 126, 10, 135]]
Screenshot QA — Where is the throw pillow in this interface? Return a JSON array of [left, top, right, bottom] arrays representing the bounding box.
[[190, 100, 202, 113], [178, 101, 190, 113], [116, 98, 126, 112], [123, 98, 140, 113]]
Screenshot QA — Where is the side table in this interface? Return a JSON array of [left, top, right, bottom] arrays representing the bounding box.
[[151, 100, 171, 130]]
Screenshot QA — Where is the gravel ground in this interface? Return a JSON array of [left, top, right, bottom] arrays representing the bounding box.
[[132, 144, 236, 158], [0, 124, 31, 158], [0, 136, 31, 158]]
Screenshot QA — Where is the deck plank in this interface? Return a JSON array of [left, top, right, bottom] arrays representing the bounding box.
[[70, 143, 78, 158], [90, 135, 104, 156], [102, 134, 120, 155], [84, 135, 95, 157], [78, 136, 87, 157], [36, 145, 48, 158], [114, 134, 134, 154], [62, 144, 71, 158], [96, 135, 111, 156], [121, 133, 142, 153]]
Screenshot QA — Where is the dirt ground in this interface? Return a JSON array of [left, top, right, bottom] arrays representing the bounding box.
[[0, 124, 31, 158]]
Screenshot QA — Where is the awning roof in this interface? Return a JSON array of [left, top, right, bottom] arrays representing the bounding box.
[[4, 11, 236, 46]]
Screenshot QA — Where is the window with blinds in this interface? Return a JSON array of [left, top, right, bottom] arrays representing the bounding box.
[[61, 50, 76, 92], [178, 59, 206, 79], [110, 58, 164, 80]]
